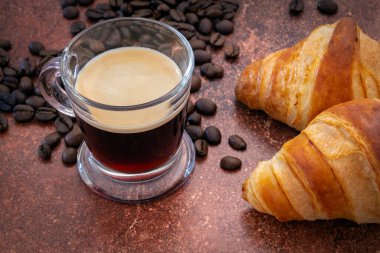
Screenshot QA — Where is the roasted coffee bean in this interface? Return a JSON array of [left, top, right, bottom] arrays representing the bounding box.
[[228, 135, 247, 151], [161, 0, 176, 6], [0, 92, 16, 112], [34, 86, 42, 97], [28, 41, 45, 55], [43, 132, 61, 148], [61, 0, 77, 8], [133, 9, 152, 18], [221, 0, 239, 10], [224, 43, 240, 58], [38, 144, 52, 160], [206, 5, 224, 18], [64, 125, 83, 147], [196, 32, 210, 42], [13, 104, 34, 122], [19, 58, 35, 77], [220, 156, 241, 171], [215, 20, 234, 35], [0, 112, 7, 132], [185, 125, 204, 142], [186, 13, 199, 25], [26, 96, 45, 108], [3, 76, 18, 90], [35, 107, 57, 122], [223, 10, 236, 20], [109, 0, 123, 10], [63, 6, 79, 19], [120, 3, 133, 16], [86, 8, 104, 21], [96, 3, 111, 11], [194, 139, 208, 157], [87, 39, 106, 54], [70, 21, 86, 35], [170, 9, 186, 22], [204, 126, 221, 145], [177, 2, 188, 13], [187, 100, 195, 116], [0, 48, 10, 67], [130, 0, 150, 8], [200, 63, 224, 79], [194, 50, 211, 65], [55, 116, 73, 134], [209, 32, 225, 47], [103, 10, 117, 19], [187, 112, 201, 125], [0, 85, 10, 94], [317, 0, 338, 15], [190, 39, 206, 50], [3, 67, 17, 77], [0, 39, 11, 51], [195, 98, 217, 116], [78, 0, 93, 6], [289, 0, 304, 15], [157, 3, 170, 13], [39, 49, 60, 57], [11, 89, 26, 104], [191, 74, 202, 93], [19, 76, 33, 94], [62, 147, 77, 164], [198, 18, 213, 35]]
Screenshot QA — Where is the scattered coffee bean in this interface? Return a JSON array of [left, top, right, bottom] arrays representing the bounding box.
[[228, 135, 247, 151], [0, 39, 11, 51], [3, 67, 17, 77], [185, 125, 204, 142], [196, 32, 210, 43], [209, 32, 226, 47], [25, 96, 46, 108], [0, 85, 10, 94], [12, 104, 34, 122], [187, 100, 195, 116], [55, 115, 73, 134], [64, 125, 83, 147], [62, 147, 77, 164], [0, 48, 10, 67], [224, 43, 240, 59], [190, 39, 206, 50], [204, 126, 221, 145], [198, 18, 213, 35], [191, 74, 201, 93], [130, 1, 150, 8], [61, 0, 77, 8], [96, 3, 111, 11], [109, 0, 123, 10], [43, 132, 61, 148], [206, 5, 224, 18], [317, 0, 338, 15], [70, 21, 86, 35], [38, 144, 52, 160], [0, 92, 16, 112], [11, 89, 27, 104], [78, 0, 93, 6], [187, 112, 201, 125], [104, 10, 118, 19], [223, 10, 236, 20], [194, 50, 211, 65], [215, 20, 234, 35], [289, 0, 304, 15], [186, 13, 199, 25], [170, 9, 186, 22], [19, 58, 35, 77], [220, 156, 241, 171], [35, 107, 58, 122], [63, 6, 80, 20], [19, 76, 33, 94], [200, 63, 224, 79], [161, 0, 176, 7], [0, 112, 8, 132], [3, 76, 18, 90], [86, 8, 104, 21], [194, 139, 208, 157], [28, 41, 45, 55], [195, 98, 217, 116], [39, 49, 60, 57]]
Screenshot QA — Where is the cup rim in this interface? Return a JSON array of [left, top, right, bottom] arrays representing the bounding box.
[[60, 17, 194, 111]]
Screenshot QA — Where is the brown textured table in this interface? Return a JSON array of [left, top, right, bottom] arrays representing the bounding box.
[[1, 1, 380, 252]]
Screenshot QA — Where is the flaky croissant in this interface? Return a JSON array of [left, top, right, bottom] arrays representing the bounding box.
[[242, 98, 380, 223], [236, 17, 380, 131]]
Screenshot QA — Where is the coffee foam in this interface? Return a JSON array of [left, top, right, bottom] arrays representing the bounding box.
[[74, 47, 185, 133]]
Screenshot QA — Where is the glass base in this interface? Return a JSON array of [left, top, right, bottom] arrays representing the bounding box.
[[76, 131, 195, 203]]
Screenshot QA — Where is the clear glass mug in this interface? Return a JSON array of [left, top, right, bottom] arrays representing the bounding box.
[[38, 18, 195, 203]]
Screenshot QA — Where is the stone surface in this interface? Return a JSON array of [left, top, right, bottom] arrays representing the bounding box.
[[0, 0, 380, 252]]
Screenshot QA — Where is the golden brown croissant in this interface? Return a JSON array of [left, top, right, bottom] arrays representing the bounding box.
[[236, 18, 380, 130], [242, 98, 380, 223]]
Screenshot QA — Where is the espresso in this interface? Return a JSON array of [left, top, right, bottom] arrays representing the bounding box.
[[75, 47, 187, 173]]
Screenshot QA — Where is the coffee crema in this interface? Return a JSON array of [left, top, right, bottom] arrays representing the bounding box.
[[74, 46, 184, 133]]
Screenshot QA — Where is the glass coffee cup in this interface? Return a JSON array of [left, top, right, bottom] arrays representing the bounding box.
[[38, 18, 195, 203]]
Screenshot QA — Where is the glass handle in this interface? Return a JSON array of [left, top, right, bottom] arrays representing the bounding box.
[[38, 57, 75, 117]]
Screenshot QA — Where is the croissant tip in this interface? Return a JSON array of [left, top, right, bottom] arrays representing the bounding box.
[[241, 179, 249, 202]]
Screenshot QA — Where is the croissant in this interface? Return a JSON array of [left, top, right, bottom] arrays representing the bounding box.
[[236, 17, 380, 131], [242, 98, 380, 223]]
